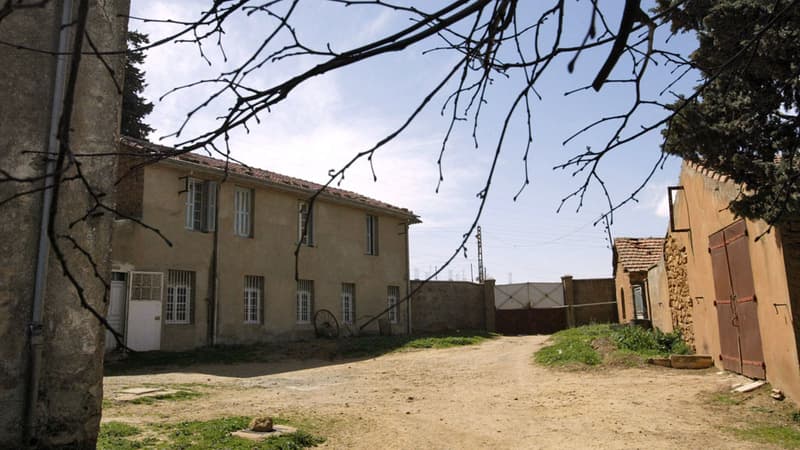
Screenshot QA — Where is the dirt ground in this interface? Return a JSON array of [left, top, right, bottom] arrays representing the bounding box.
[[103, 335, 779, 449]]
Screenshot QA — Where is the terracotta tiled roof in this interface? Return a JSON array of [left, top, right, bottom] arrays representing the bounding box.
[[120, 136, 420, 222], [613, 237, 665, 272]]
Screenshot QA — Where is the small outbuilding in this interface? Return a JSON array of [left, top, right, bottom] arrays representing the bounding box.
[[612, 237, 665, 325]]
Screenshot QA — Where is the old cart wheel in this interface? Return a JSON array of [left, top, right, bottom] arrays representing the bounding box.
[[314, 309, 339, 339]]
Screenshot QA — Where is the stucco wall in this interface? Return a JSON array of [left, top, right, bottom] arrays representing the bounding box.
[[409, 280, 489, 333], [669, 162, 800, 401], [615, 269, 645, 324], [647, 258, 673, 333], [0, 1, 128, 447], [113, 161, 412, 349]]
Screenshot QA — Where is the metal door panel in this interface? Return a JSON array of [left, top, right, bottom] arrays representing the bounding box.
[[710, 229, 741, 373], [724, 223, 765, 378]]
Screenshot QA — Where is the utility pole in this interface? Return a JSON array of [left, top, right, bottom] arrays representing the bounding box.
[[476, 225, 485, 283]]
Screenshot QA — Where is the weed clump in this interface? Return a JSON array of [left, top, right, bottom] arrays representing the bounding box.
[[535, 323, 692, 367]]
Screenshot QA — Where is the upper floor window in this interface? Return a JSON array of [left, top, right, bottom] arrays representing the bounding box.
[[244, 275, 264, 324], [298, 201, 314, 246], [185, 178, 216, 232], [234, 187, 253, 237], [366, 214, 378, 255], [166, 269, 194, 324]]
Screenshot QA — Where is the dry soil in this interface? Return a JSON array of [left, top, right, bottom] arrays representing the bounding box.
[[103, 335, 776, 449]]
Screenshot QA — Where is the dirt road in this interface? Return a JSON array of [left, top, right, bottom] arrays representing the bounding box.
[[104, 335, 769, 449]]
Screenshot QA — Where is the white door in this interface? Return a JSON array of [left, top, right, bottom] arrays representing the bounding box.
[[105, 273, 127, 351], [126, 272, 163, 351]]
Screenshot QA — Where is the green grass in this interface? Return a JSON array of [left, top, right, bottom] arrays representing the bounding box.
[[99, 417, 323, 449], [335, 331, 497, 357], [534, 324, 691, 367], [126, 389, 205, 405], [98, 422, 147, 450], [533, 324, 609, 366], [734, 425, 800, 448]]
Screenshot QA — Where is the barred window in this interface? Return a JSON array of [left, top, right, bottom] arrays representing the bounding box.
[[341, 283, 355, 324], [244, 275, 264, 324], [166, 270, 194, 324], [296, 280, 314, 324], [387, 285, 399, 323]]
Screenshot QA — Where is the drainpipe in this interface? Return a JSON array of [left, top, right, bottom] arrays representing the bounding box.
[[210, 181, 220, 345], [24, 0, 74, 443], [405, 221, 412, 335]]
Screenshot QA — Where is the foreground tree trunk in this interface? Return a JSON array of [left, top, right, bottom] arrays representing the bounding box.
[[0, 1, 129, 447]]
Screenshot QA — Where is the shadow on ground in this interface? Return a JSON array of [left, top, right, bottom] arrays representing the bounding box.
[[104, 331, 496, 378]]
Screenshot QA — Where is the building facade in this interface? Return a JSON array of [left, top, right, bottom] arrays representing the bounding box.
[[112, 137, 419, 351], [612, 237, 665, 324], [656, 161, 800, 401]]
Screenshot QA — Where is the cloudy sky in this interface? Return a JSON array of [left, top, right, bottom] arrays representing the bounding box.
[[129, 1, 698, 283]]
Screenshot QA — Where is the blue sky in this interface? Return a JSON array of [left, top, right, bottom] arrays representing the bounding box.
[[130, 1, 699, 283]]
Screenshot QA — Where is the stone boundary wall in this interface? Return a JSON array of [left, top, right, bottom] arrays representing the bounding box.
[[409, 280, 495, 334], [665, 235, 694, 347]]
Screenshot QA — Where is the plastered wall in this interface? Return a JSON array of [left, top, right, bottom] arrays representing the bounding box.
[[669, 162, 800, 401], [113, 161, 412, 349]]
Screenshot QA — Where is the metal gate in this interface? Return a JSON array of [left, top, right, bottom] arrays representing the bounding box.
[[709, 220, 765, 379]]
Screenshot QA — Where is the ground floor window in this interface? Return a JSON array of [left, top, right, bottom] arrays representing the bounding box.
[[166, 270, 194, 324], [297, 279, 314, 324], [387, 285, 399, 323], [632, 283, 648, 320], [341, 283, 355, 324], [244, 275, 264, 324]]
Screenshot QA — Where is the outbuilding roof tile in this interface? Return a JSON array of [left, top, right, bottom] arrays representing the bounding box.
[[613, 237, 665, 272]]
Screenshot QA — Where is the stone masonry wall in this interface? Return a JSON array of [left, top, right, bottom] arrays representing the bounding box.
[[0, 2, 129, 447], [665, 234, 694, 349]]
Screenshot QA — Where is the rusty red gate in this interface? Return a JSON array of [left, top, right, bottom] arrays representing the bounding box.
[[709, 220, 766, 379], [495, 308, 568, 335]]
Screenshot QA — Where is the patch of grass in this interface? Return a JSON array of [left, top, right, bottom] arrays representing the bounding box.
[[97, 422, 143, 450], [534, 323, 692, 367], [734, 425, 800, 448], [159, 416, 324, 449], [533, 324, 617, 366], [710, 391, 745, 406], [126, 389, 204, 405], [336, 331, 496, 357], [613, 325, 691, 356]]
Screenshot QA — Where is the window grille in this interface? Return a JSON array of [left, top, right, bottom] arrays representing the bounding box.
[[387, 285, 399, 323], [129, 272, 162, 301], [298, 201, 314, 246], [234, 187, 252, 237], [166, 270, 194, 324], [244, 275, 264, 324], [296, 279, 314, 323], [366, 214, 378, 255], [341, 283, 355, 324]]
